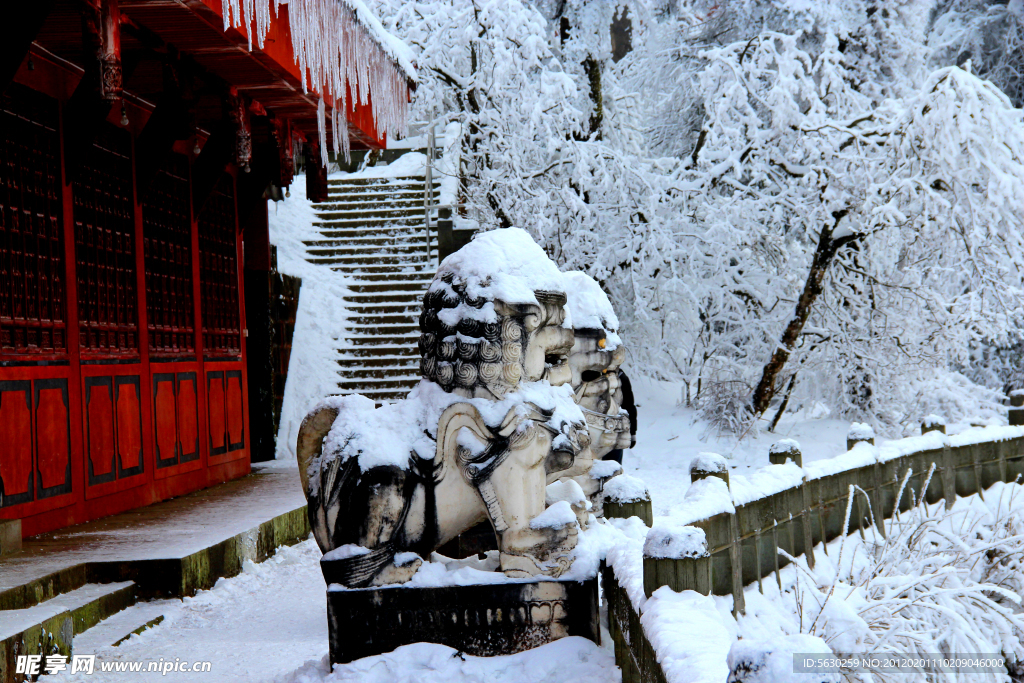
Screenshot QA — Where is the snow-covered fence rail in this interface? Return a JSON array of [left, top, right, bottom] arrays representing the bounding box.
[[650, 426, 1024, 613], [604, 424, 1024, 683]]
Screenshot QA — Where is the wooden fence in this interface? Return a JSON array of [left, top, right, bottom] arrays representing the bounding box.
[[604, 425, 1024, 683]]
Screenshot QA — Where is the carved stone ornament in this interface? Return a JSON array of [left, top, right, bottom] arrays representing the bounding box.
[[297, 229, 594, 588]]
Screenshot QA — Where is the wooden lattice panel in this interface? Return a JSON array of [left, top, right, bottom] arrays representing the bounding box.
[[0, 84, 66, 357], [198, 176, 240, 356], [143, 153, 195, 357], [73, 123, 139, 357]]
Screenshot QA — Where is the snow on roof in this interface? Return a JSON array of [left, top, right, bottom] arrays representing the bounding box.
[[431, 228, 568, 308], [562, 271, 619, 334], [221, 0, 416, 161]]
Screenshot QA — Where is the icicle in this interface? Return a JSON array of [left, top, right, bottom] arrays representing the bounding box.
[[219, 0, 414, 168], [317, 97, 328, 167]]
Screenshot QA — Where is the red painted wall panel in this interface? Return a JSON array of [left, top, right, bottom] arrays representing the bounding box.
[[115, 379, 142, 472], [86, 378, 116, 483], [2, 53, 252, 538], [36, 386, 70, 490], [0, 384, 33, 499]]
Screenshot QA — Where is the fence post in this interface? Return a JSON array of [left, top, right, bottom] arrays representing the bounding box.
[[729, 512, 745, 616], [942, 442, 956, 511], [922, 415, 946, 435], [847, 422, 876, 451], [1009, 390, 1024, 427], [971, 443, 985, 501], [690, 452, 730, 486], [800, 476, 815, 569], [642, 525, 712, 598], [770, 440, 802, 467], [871, 462, 886, 538], [603, 475, 653, 527]]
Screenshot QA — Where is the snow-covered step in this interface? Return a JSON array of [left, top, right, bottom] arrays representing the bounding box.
[[346, 307, 422, 318], [348, 271, 433, 283], [72, 599, 169, 650], [314, 248, 436, 261], [326, 175, 439, 187], [338, 366, 422, 379], [319, 191, 433, 204], [333, 356, 417, 366], [301, 169, 441, 403], [336, 377, 421, 390], [315, 207, 426, 221], [332, 388, 412, 402], [307, 246, 433, 260], [310, 223, 431, 238], [0, 581, 136, 645], [349, 317, 420, 328], [305, 240, 432, 253], [337, 346, 420, 359], [341, 293, 428, 307], [347, 281, 431, 294], [320, 190, 440, 205]]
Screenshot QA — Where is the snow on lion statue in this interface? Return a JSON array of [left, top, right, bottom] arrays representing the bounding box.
[[296, 228, 596, 588]]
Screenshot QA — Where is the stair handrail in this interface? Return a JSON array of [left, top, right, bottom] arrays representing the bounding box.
[[424, 109, 436, 262]]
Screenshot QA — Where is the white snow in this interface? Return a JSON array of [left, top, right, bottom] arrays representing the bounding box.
[[278, 637, 618, 683], [546, 479, 588, 507], [315, 378, 584, 478], [921, 414, 945, 427], [530, 501, 577, 530], [561, 271, 621, 348], [726, 635, 838, 683], [689, 452, 728, 474], [321, 544, 371, 561], [268, 176, 358, 463], [673, 476, 735, 524], [431, 228, 568, 308], [590, 460, 623, 480], [643, 524, 707, 560], [846, 423, 876, 441], [768, 439, 801, 455], [48, 538, 618, 683], [641, 588, 733, 683], [603, 474, 649, 504]]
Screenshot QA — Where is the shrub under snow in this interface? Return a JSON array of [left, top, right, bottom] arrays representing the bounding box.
[[749, 475, 1024, 682]]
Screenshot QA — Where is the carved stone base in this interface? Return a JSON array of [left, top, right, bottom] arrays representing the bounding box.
[[325, 574, 599, 664]]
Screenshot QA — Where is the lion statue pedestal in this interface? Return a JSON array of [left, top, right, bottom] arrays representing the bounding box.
[[297, 228, 629, 663]]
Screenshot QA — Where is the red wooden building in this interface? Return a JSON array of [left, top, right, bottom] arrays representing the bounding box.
[[0, 0, 414, 537]]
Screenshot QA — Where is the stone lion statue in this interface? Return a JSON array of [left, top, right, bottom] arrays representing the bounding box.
[[563, 271, 632, 460], [296, 229, 593, 587]]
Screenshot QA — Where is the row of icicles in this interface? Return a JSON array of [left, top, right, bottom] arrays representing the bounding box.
[[220, 0, 412, 164]]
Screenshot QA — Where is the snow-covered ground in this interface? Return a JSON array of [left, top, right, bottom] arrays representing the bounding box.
[[51, 538, 619, 683]]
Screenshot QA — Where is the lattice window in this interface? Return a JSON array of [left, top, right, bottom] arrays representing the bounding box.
[[199, 176, 240, 356], [143, 153, 195, 357], [0, 84, 66, 357], [73, 123, 139, 357]]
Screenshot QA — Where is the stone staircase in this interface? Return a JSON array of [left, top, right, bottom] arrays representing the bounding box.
[[304, 174, 441, 403]]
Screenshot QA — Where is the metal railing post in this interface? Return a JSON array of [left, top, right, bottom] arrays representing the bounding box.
[[424, 110, 435, 261]]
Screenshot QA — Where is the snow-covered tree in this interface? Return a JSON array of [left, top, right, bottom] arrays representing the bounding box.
[[371, 0, 1024, 434]]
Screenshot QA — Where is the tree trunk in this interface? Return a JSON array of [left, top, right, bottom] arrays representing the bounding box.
[[750, 210, 853, 417]]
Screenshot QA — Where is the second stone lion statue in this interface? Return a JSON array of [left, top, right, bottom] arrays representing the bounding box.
[[296, 229, 595, 587]]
